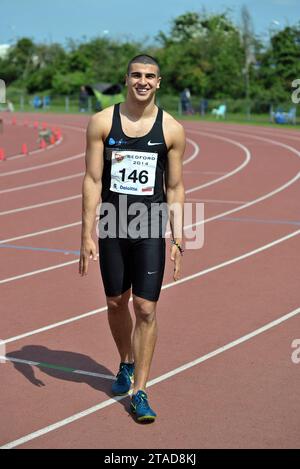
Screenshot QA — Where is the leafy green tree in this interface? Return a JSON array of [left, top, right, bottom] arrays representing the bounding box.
[[271, 26, 300, 95], [168, 12, 202, 42], [1, 13, 299, 106], [52, 71, 87, 95], [0, 38, 36, 85], [157, 12, 244, 98], [25, 43, 67, 92], [254, 24, 300, 103]]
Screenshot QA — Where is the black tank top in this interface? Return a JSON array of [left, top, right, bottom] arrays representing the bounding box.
[[99, 104, 168, 238]]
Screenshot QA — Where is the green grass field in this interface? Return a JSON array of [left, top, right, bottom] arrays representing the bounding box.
[[3, 91, 299, 129]]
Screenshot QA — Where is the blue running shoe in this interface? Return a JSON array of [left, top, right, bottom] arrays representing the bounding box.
[[112, 362, 134, 396], [131, 390, 157, 423]]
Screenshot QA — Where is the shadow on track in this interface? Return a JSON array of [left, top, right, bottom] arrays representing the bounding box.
[[6, 345, 132, 415]]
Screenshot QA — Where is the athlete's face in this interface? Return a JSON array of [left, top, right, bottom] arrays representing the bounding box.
[[126, 63, 161, 102]]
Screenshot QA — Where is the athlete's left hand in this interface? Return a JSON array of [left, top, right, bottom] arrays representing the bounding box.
[[170, 244, 182, 281]]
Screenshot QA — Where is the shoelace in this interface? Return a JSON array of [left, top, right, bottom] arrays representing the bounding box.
[[116, 365, 126, 377], [134, 392, 150, 409], [116, 364, 132, 381]]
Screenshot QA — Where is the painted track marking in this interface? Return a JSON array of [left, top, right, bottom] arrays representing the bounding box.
[[0, 195, 81, 216], [0, 130, 248, 214], [0, 172, 84, 195], [0, 153, 84, 177], [0, 356, 115, 381], [0, 244, 80, 254], [1, 167, 298, 283], [0, 139, 196, 194], [2, 124, 297, 246], [186, 198, 247, 204], [0, 222, 81, 245], [186, 131, 251, 193], [3, 227, 300, 343], [0, 119, 299, 447], [1, 130, 299, 282], [1, 304, 299, 449]]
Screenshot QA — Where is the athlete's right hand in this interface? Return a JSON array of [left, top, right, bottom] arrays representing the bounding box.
[[79, 237, 98, 276]]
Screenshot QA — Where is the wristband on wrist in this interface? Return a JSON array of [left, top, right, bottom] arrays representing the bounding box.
[[171, 239, 184, 255]]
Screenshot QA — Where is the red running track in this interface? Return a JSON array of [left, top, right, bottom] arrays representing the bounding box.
[[0, 112, 299, 449]]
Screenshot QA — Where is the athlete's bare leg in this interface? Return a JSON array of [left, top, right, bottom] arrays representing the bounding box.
[[132, 295, 158, 393], [107, 289, 134, 363]]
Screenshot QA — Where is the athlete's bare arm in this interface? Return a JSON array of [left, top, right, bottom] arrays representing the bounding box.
[[79, 108, 112, 276], [164, 113, 186, 281]]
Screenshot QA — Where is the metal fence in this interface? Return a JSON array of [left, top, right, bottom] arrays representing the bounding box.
[[1, 91, 298, 125]]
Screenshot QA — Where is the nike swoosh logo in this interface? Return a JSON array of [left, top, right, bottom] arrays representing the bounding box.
[[148, 141, 163, 146], [147, 271, 158, 275]]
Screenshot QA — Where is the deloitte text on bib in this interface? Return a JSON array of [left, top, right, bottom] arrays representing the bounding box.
[[110, 150, 158, 195]]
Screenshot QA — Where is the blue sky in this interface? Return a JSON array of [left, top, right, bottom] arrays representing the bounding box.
[[0, 0, 299, 45]]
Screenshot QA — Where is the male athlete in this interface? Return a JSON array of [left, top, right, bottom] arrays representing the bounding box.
[[79, 55, 185, 422]]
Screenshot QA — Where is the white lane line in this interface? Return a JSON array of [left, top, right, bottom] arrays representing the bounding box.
[[43, 123, 85, 133], [0, 127, 298, 284], [6, 137, 64, 161], [0, 222, 81, 245], [182, 129, 300, 229], [185, 171, 300, 231], [0, 172, 84, 195], [2, 227, 300, 342], [0, 195, 81, 216], [2, 357, 39, 366], [0, 131, 297, 278], [162, 228, 300, 288], [0, 356, 115, 381], [189, 121, 300, 136], [0, 139, 196, 195], [0, 153, 84, 177], [0, 132, 236, 241], [3, 307, 107, 344], [191, 126, 300, 164], [200, 124, 300, 142], [185, 198, 247, 204], [0, 258, 80, 285], [0, 131, 245, 215], [0, 137, 197, 200], [183, 171, 226, 174], [183, 138, 199, 165], [185, 131, 250, 194], [2, 304, 299, 449], [0, 130, 297, 281], [1, 166, 298, 284]]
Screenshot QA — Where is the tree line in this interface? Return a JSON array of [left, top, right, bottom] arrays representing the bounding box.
[[1, 10, 299, 105]]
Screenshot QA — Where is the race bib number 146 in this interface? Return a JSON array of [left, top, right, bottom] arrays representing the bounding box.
[[110, 150, 158, 195]]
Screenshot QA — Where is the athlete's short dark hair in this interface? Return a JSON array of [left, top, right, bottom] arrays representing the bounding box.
[[127, 54, 160, 76]]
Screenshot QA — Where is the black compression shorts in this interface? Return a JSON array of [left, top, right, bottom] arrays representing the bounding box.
[[98, 237, 166, 302]]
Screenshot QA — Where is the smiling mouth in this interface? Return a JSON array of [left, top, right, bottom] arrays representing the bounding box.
[[135, 88, 150, 95]]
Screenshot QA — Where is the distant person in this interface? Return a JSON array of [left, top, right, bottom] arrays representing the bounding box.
[[43, 96, 51, 109], [180, 88, 193, 114], [79, 86, 89, 112], [199, 98, 208, 116], [6, 100, 14, 112], [33, 95, 42, 109]]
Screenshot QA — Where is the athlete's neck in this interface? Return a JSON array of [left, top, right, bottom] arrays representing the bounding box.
[[121, 98, 157, 121]]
